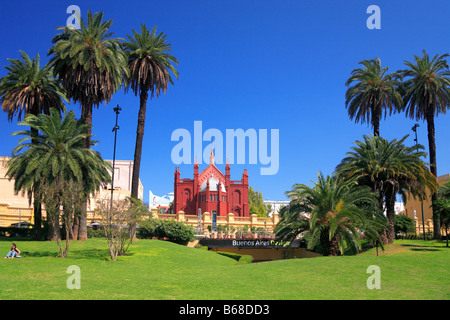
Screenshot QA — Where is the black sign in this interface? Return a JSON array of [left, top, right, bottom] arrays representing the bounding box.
[[199, 239, 303, 248]]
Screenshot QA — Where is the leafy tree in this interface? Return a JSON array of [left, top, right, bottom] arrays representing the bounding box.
[[398, 50, 450, 239], [0, 50, 67, 239], [123, 24, 179, 199], [394, 215, 415, 236], [335, 134, 437, 243], [249, 186, 267, 217], [433, 199, 450, 247], [48, 10, 128, 239], [95, 197, 147, 260], [345, 57, 402, 136]]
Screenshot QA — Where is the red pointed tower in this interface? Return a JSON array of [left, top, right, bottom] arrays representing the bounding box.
[[173, 148, 249, 217]]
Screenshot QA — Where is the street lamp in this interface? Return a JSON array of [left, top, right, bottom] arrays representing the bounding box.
[[110, 105, 121, 212], [412, 123, 426, 240]]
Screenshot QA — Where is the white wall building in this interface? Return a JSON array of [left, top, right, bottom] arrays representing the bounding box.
[[264, 200, 290, 217]]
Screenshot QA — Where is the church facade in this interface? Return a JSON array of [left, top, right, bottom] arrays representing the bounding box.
[[174, 149, 249, 217]]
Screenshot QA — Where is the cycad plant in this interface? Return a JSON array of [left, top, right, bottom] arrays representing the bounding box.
[[282, 172, 385, 256]]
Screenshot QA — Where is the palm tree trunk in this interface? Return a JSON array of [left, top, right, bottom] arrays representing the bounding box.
[[372, 103, 381, 137], [426, 108, 441, 239], [78, 105, 93, 241], [32, 197, 43, 240], [320, 228, 340, 256], [385, 196, 395, 244], [131, 90, 148, 199]]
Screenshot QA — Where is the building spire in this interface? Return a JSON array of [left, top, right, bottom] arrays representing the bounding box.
[[209, 147, 215, 165]]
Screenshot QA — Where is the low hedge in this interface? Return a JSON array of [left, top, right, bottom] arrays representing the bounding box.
[[215, 251, 254, 264], [137, 218, 195, 244], [0, 227, 34, 237]]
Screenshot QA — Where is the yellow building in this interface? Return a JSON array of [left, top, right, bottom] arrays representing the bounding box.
[[402, 173, 449, 235], [0, 156, 143, 227]]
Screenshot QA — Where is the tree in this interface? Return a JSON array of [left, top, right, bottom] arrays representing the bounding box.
[[95, 197, 147, 261], [248, 186, 267, 217], [394, 215, 415, 237], [0, 50, 67, 239], [398, 50, 450, 239], [6, 108, 111, 247], [123, 24, 179, 199], [335, 134, 438, 243], [435, 180, 450, 246], [48, 10, 128, 239], [282, 172, 385, 256], [345, 57, 403, 136]]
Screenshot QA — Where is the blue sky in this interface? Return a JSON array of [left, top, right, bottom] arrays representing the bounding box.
[[0, 0, 449, 203]]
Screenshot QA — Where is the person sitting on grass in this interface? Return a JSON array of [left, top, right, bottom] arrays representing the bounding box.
[[4, 243, 21, 258]]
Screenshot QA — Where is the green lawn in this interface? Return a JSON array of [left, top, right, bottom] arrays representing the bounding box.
[[0, 238, 448, 300]]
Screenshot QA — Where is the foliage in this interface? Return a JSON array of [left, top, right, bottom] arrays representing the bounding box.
[[398, 50, 450, 239], [215, 251, 254, 264], [394, 215, 415, 236], [345, 57, 403, 136], [249, 186, 267, 217], [95, 197, 147, 261], [335, 134, 437, 243], [6, 108, 110, 256], [137, 218, 195, 244], [281, 172, 386, 256], [0, 50, 67, 121], [48, 10, 128, 110]]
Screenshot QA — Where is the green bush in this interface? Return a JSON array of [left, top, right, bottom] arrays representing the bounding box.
[[87, 229, 105, 238], [215, 251, 254, 264], [137, 218, 195, 244], [0, 227, 33, 238], [394, 215, 415, 237]]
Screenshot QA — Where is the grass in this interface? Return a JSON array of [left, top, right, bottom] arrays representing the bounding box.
[[0, 237, 449, 300]]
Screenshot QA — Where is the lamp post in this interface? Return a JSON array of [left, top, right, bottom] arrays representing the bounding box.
[[412, 123, 426, 240], [110, 105, 121, 212]]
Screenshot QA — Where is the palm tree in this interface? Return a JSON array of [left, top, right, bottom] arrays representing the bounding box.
[[345, 57, 403, 136], [0, 50, 67, 239], [48, 10, 128, 239], [123, 24, 179, 199], [335, 134, 438, 243], [399, 50, 450, 239], [6, 108, 111, 244], [282, 172, 384, 256]]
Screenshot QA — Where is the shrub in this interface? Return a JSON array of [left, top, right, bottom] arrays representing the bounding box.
[[394, 215, 415, 237], [87, 229, 106, 238], [137, 218, 195, 244], [215, 251, 254, 264]]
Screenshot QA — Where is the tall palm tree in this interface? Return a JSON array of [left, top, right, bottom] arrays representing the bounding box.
[[6, 108, 111, 243], [282, 172, 384, 256], [48, 10, 128, 239], [0, 50, 67, 239], [345, 57, 403, 136], [399, 50, 450, 239], [123, 24, 179, 199], [335, 134, 438, 243]]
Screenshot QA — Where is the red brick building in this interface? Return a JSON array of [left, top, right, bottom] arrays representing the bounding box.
[[174, 148, 249, 217]]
